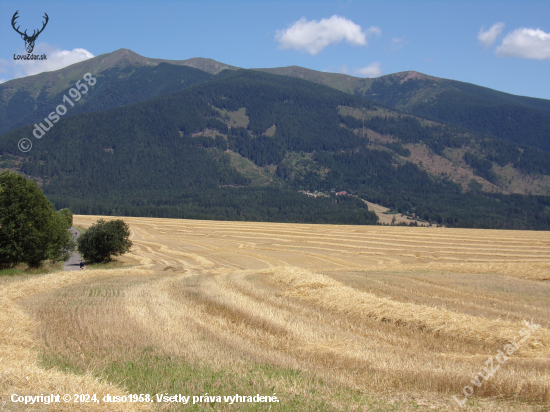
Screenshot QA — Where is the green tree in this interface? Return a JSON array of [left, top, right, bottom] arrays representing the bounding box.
[[58, 208, 73, 228], [0, 171, 74, 268], [77, 219, 132, 263], [468, 179, 483, 193], [49, 211, 76, 263]]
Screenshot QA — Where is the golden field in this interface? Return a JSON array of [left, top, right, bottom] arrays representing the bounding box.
[[1, 216, 549, 411]]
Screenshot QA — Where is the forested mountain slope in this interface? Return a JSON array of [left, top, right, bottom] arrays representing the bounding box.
[[1, 69, 550, 229], [4, 47, 549, 153], [260, 66, 550, 152], [0, 49, 236, 135]]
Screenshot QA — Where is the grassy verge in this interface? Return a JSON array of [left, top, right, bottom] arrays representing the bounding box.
[[41, 350, 403, 411], [0, 260, 64, 277], [73, 225, 87, 234]]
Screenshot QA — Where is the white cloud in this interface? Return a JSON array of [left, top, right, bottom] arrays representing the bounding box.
[[275, 15, 380, 55], [13, 44, 94, 78], [390, 37, 407, 51], [0, 79, 6, 84], [365, 26, 382, 37], [478, 23, 505, 48], [354, 62, 382, 78], [495, 28, 550, 59]]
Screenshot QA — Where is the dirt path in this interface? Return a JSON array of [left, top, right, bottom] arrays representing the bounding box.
[[64, 227, 83, 271]]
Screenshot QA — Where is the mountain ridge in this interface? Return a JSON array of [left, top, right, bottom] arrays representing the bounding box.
[[2, 68, 550, 229], [2, 49, 550, 229], [258, 64, 550, 151], [0, 49, 239, 135], [4, 48, 549, 153]]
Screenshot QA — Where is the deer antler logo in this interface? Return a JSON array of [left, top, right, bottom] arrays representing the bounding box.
[[11, 11, 49, 54]]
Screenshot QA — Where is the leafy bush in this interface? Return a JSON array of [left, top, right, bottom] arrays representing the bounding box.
[[0, 171, 74, 268], [77, 219, 132, 263], [58, 208, 73, 228]]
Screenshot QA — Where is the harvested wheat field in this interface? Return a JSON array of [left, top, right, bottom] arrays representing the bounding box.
[[2, 216, 549, 411]]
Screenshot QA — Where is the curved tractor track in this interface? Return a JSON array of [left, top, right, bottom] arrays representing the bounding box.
[[3, 215, 549, 411]]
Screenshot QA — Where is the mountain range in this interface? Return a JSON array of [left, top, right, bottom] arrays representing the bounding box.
[[1, 49, 549, 229]]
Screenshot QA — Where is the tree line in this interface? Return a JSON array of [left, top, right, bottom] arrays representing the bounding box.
[[0, 171, 133, 269]]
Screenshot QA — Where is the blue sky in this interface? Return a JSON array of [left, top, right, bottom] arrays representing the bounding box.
[[1, 0, 549, 99]]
